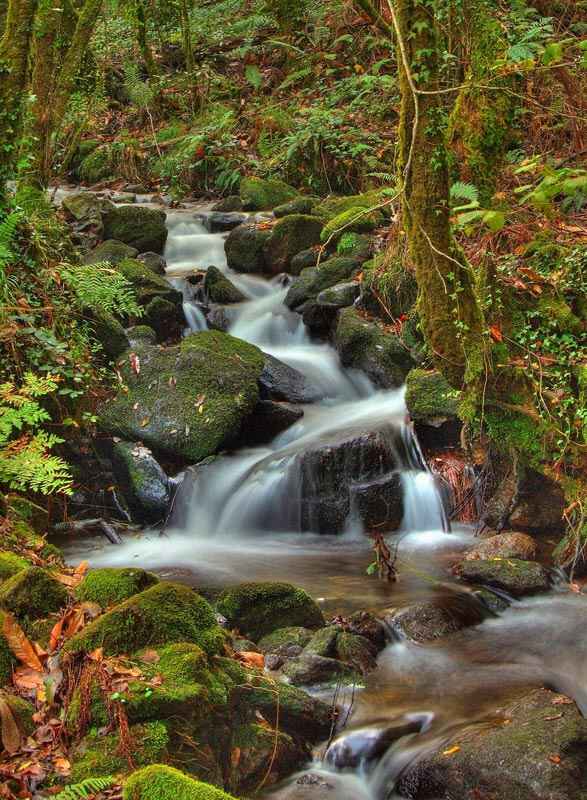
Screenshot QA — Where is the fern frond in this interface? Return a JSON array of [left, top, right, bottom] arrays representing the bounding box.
[[55, 776, 116, 800], [450, 181, 479, 204], [61, 262, 143, 319]]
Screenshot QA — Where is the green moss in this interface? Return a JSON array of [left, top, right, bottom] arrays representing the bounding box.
[[405, 369, 459, 424], [320, 206, 382, 244], [481, 408, 548, 468], [273, 197, 318, 217], [89, 307, 130, 360], [216, 582, 324, 641], [123, 765, 238, 800], [225, 225, 272, 274], [537, 293, 582, 335], [0, 551, 29, 582], [285, 257, 360, 310], [204, 266, 246, 304], [361, 253, 418, 319], [71, 722, 169, 783], [336, 233, 371, 259], [98, 331, 264, 463], [104, 207, 168, 254], [304, 626, 338, 657], [85, 240, 139, 266], [3, 694, 35, 736], [257, 626, 313, 652], [313, 190, 389, 221], [455, 558, 549, 597], [64, 582, 227, 658], [79, 144, 115, 184], [75, 568, 159, 609], [0, 567, 67, 622], [239, 177, 298, 211], [117, 258, 182, 309], [263, 214, 323, 273]]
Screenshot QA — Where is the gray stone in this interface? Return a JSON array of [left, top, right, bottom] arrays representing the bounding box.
[[111, 441, 171, 524]]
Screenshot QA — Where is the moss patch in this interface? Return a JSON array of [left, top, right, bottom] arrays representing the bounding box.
[[320, 206, 382, 244], [239, 177, 298, 211], [257, 626, 313, 652], [405, 369, 459, 424], [75, 568, 159, 609], [313, 190, 389, 221], [204, 266, 246, 304], [123, 765, 238, 800], [104, 206, 168, 254], [263, 214, 323, 274], [0, 567, 67, 622], [64, 582, 227, 658], [284, 257, 360, 310], [116, 258, 182, 310], [0, 551, 30, 582]]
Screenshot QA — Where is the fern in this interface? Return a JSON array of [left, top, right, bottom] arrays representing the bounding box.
[[61, 262, 143, 318], [0, 211, 23, 303], [450, 181, 479, 205], [123, 62, 155, 110], [55, 776, 115, 800]]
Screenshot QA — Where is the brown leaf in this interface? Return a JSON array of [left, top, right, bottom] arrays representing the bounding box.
[[442, 745, 461, 756], [130, 353, 141, 375], [552, 695, 574, 705], [489, 324, 503, 343], [89, 648, 104, 662], [49, 617, 65, 652], [13, 667, 45, 692], [53, 756, 71, 776], [237, 651, 265, 670], [3, 615, 44, 672], [548, 754, 561, 764], [0, 696, 21, 754], [140, 650, 160, 664]]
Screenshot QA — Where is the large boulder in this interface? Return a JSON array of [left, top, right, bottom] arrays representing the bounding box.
[[143, 296, 185, 342], [398, 689, 587, 800], [225, 225, 272, 274], [111, 441, 171, 524], [334, 307, 414, 389], [240, 177, 298, 211], [75, 567, 159, 608], [116, 258, 182, 310], [454, 558, 550, 597], [0, 566, 67, 622], [274, 197, 318, 218], [124, 766, 237, 800], [263, 215, 323, 275], [86, 303, 130, 359], [62, 192, 115, 225], [320, 206, 383, 244], [285, 257, 360, 310], [103, 205, 168, 254], [84, 239, 138, 265], [463, 532, 537, 562], [204, 266, 246, 304], [260, 354, 322, 404], [98, 331, 265, 464], [216, 582, 325, 641]]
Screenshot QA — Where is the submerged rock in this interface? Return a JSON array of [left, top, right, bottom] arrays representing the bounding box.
[[111, 441, 171, 523], [385, 597, 484, 644], [103, 205, 168, 253], [216, 582, 324, 641], [98, 331, 264, 464], [225, 224, 272, 273], [240, 177, 298, 211], [454, 558, 550, 597], [241, 400, 303, 446], [263, 214, 323, 275]]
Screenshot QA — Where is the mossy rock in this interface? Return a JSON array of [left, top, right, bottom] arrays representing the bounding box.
[[239, 177, 298, 211], [315, 281, 360, 309], [257, 626, 313, 653], [104, 206, 168, 254], [216, 582, 324, 641], [212, 195, 243, 212], [98, 331, 264, 463], [313, 190, 389, 221], [123, 765, 238, 800], [360, 253, 418, 319], [405, 369, 459, 427], [284, 257, 360, 310], [0, 612, 17, 684], [537, 292, 582, 335], [71, 721, 169, 783], [263, 215, 323, 275], [64, 582, 227, 658], [2, 694, 35, 737], [84, 239, 139, 265], [143, 296, 185, 342], [79, 145, 116, 184], [111, 441, 171, 524], [224, 225, 272, 274], [70, 139, 100, 180], [204, 266, 246, 304], [454, 559, 550, 597], [320, 206, 383, 244], [281, 653, 356, 686], [62, 192, 114, 224], [128, 325, 158, 345], [89, 307, 130, 360], [75, 568, 159, 608], [227, 722, 304, 793], [274, 197, 318, 218], [304, 626, 338, 658], [0, 567, 67, 622], [336, 232, 372, 260], [334, 307, 414, 389], [0, 551, 29, 582], [116, 258, 182, 310], [335, 631, 377, 674]]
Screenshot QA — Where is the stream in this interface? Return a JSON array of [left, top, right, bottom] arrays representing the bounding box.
[[61, 200, 587, 800]]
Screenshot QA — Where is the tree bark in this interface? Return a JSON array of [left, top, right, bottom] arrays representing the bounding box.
[[133, 0, 158, 78]]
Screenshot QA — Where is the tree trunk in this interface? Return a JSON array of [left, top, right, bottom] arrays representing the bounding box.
[[393, 0, 486, 389], [0, 0, 39, 192], [180, 0, 194, 74], [134, 0, 158, 78]]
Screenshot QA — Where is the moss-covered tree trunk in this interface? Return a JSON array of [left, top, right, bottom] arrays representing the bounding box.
[[0, 0, 39, 194], [27, 0, 103, 188], [180, 0, 194, 74], [393, 0, 486, 389], [133, 0, 158, 78]]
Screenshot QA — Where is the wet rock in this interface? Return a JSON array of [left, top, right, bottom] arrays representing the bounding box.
[[258, 626, 314, 653], [335, 631, 377, 674], [326, 720, 422, 770], [300, 301, 339, 336], [263, 215, 324, 275], [84, 239, 138, 265], [88, 307, 129, 359], [268, 770, 372, 800], [116, 258, 183, 311], [103, 205, 168, 254], [98, 331, 264, 464], [316, 281, 360, 309], [350, 471, 404, 531], [282, 653, 354, 686], [225, 224, 272, 274], [341, 611, 387, 651], [320, 206, 383, 244], [274, 197, 318, 218], [285, 257, 360, 310], [260, 353, 322, 404], [62, 192, 115, 227], [454, 558, 550, 597], [204, 265, 246, 304], [207, 211, 247, 232], [398, 688, 587, 800], [334, 307, 414, 389], [464, 531, 537, 562], [111, 441, 171, 524], [143, 296, 185, 342], [241, 400, 303, 446], [216, 582, 324, 641], [227, 723, 307, 794], [240, 177, 298, 211], [385, 597, 485, 643], [484, 466, 565, 535], [127, 325, 157, 346], [304, 626, 339, 658], [291, 248, 319, 272], [137, 251, 167, 274], [206, 304, 235, 331], [212, 195, 243, 212]]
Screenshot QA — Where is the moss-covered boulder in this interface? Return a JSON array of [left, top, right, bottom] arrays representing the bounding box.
[[454, 559, 550, 597], [116, 258, 182, 310], [284, 257, 360, 310], [98, 331, 264, 463], [336, 232, 372, 260], [304, 626, 338, 658], [64, 582, 227, 657], [62, 192, 115, 227], [89, 307, 130, 360], [216, 582, 324, 641], [263, 215, 323, 275], [240, 177, 298, 211], [137, 252, 167, 275], [320, 207, 382, 244], [143, 296, 185, 342], [84, 239, 139, 265], [0, 551, 29, 582], [290, 248, 319, 272], [71, 721, 169, 783], [316, 281, 360, 309], [124, 766, 238, 800], [282, 653, 355, 686], [0, 612, 17, 684], [405, 369, 459, 427], [204, 266, 246, 304], [313, 190, 389, 221], [335, 631, 377, 674], [212, 195, 243, 212], [257, 627, 314, 653], [274, 197, 318, 218], [0, 567, 67, 622], [227, 723, 304, 793], [463, 532, 537, 562], [360, 253, 418, 318], [224, 225, 272, 274], [334, 307, 414, 388], [104, 206, 168, 254], [75, 567, 159, 608], [111, 441, 171, 524], [78, 144, 116, 184]]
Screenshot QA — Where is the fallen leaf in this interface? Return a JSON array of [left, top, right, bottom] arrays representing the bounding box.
[[548, 754, 561, 764], [489, 324, 503, 343], [0, 696, 21, 753], [237, 651, 265, 669], [544, 713, 563, 721], [130, 353, 141, 375], [3, 615, 44, 672], [552, 695, 574, 705], [442, 745, 461, 756], [13, 667, 45, 693], [53, 756, 71, 776], [140, 650, 160, 664]]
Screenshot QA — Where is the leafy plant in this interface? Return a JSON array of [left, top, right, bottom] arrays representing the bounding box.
[[450, 182, 506, 232], [61, 263, 143, 318], [55, 777, 116, 800]]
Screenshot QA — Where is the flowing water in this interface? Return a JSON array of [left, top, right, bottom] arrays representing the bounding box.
[[60, 199, 587, 800]]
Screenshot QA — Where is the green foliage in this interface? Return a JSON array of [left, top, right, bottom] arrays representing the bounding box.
[[0, 374, 72, 495], [56, 777, 116, 800], [123, 61, 156, 110], [62, 262, 144, 318]]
